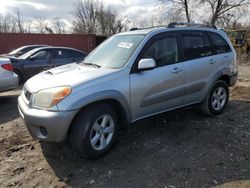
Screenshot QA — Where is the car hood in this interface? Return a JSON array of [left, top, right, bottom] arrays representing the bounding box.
[[25, 63, 117, 93]]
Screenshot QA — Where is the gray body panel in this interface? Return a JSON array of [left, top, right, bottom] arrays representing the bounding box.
[[0, 58, 18, 92], [130, 62, 184, 120]]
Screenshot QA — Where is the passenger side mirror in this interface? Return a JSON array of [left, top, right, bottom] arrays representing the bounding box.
[[138, 58, 156, 71]]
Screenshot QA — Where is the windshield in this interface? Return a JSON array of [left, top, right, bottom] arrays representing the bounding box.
[[19, 49, 38, 59], [83, 34, 145, 69], [8, 47, 25, 55]]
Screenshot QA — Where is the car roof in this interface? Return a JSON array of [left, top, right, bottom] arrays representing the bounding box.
[[120, 27, 223, 36], [118, 22, 225, 37], [18, 45, 50, 49], [30, 46, 86, 53]]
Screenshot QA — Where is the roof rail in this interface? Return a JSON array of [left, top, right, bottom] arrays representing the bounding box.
[[129, 28, 139, 31], [129, 25, 166, 31], [167, 22, 217, 29]]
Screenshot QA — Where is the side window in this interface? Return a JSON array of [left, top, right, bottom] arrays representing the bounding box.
[[21, 47, 34, 54], [182, 34, 206, 61], [52, 49, 67, 59], [208, 32, 231, 54], [66, 49, 85, 58], [204, 34, 213, 56], [142, 36, 178, 67], [31, 51, 48, 60]]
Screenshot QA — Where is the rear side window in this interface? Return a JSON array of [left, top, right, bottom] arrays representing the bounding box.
[[181, 34, 207, 61], [66, 49, 86, 58], [142, 36, 178, 67], [52, 49, 67, 59], [208, 32, 231, 54]]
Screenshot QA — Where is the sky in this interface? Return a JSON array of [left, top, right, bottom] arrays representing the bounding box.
[[0, 0, 166, 32], [0, 0, 249, 31], [0, 0, 162, 20]]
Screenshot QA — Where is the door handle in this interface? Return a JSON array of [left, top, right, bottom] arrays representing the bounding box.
[[172, 67, 182, 74]]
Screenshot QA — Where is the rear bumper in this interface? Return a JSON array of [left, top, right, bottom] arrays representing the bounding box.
[[18, 96, 78, 142], [0, 73, 18, 92]]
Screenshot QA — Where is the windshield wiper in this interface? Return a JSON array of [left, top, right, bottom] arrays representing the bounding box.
[[82, 62, 101, 68]]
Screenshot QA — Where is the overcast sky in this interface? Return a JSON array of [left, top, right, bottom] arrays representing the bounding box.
[[0, 0, 161, 19], [0, 0, 248, 30]]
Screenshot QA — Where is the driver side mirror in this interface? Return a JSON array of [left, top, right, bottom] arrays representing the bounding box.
[[138, 58, 156, 71]]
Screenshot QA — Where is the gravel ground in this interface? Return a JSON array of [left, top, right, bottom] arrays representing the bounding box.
[[0, 70, 249, 188]]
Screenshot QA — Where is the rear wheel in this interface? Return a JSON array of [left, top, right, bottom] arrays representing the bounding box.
[[70, 104, 118, 159], [201, 80, 229, 115]]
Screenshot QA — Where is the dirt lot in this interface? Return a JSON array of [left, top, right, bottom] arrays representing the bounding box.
[[0, 66, 250, 188]]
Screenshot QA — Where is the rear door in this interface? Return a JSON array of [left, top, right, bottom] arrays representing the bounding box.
[[180, 31, 220, 104], [207, 32, 233, 68], [51, 49, 85, 67], [65, 49, 87, 62], [23, 49, 52, 79], [130, 32, 185, 121], [51, 49, 68, 68]]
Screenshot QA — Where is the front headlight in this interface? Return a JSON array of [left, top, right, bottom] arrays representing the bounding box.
[[34, 86, 71, 108]]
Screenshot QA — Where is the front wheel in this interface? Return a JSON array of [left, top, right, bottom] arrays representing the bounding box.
[[70, 104, 118, 159], [201, 80, 229, 116]]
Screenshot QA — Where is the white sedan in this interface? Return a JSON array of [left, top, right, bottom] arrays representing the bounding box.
[[0, 58, 18, 92]]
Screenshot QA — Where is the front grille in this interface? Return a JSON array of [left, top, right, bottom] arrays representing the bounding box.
[[23, 87, 32, 102]]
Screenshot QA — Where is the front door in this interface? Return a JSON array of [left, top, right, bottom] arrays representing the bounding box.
[[130, 33, 185, 121], [23, 50, 52, 79]]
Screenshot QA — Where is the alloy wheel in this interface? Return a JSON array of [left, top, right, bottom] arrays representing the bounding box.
[[90, 114, 115, 150]]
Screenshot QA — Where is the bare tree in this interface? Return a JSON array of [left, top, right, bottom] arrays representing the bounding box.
[[0, 13, 17, 33], [23, 20, 33, 33], [12, 9, 24, 33], [97, 6, 123, 35], [160, 0, 192, 23], [217, 9, 246, 29], [72, 0, 123, 35], [200, 0, 250, 25], [72, 0, 99, 34], [45, 26, 54, 34], [34, 17, 48, 34], [52, 17, 66, 34]]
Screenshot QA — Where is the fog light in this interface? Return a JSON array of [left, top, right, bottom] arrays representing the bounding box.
[[40, 127, 47, 137]]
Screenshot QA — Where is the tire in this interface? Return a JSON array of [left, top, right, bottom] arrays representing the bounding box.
[[201, 80, 229, 116], [70, 103, 118, 159]]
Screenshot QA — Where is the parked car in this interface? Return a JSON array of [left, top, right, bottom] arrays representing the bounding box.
[[10, 47, 88, 82], [18, 23, 238, 159], [0, 58, 18, 92], [1, 45, 50, 58]]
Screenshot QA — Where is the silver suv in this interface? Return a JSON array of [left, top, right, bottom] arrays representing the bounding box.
[[18, 23, 238, 159]]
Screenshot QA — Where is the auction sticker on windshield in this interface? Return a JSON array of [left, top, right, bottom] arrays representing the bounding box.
[[118, 42, 133, 49]]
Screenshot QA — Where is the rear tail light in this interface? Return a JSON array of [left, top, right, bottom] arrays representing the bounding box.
[[1, 63, 13, 72]]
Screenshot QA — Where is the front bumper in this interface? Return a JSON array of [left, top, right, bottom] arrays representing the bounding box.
[[18, 96, 78, 142]]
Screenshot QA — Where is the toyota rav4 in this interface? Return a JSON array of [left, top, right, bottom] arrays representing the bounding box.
[[18, 23, 238, 159]]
